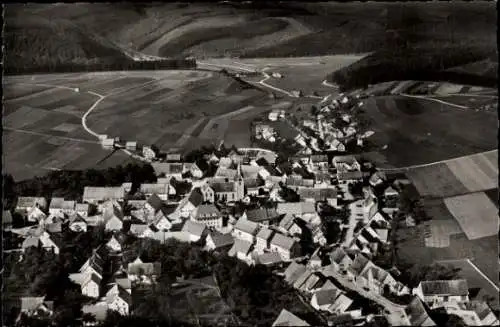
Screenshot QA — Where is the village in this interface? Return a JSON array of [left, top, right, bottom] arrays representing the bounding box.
[[4, 91, 498, 327]]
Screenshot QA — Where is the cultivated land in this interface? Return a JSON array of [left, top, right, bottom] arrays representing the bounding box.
[[364, 94, 497, 169], [2, 70, 269, 180]]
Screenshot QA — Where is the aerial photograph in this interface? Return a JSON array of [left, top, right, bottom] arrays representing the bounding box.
[[2, 2, 498, 326]]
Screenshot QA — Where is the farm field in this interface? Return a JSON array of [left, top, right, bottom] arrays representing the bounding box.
[[405, 150, 498, 199], [3, 70, 268, 180], [443, 192, 499, 240], [364, 95, 497, 168]]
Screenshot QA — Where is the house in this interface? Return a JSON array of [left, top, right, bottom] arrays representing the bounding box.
[[329, 139, 346, 152], [255, 227, 274, 253], [369, 171, 386, 187], [27, 207, 47, 223], [272, 308, 310, 327], [241, 208, 281, 226], [140, 184, 169, 200], [278, 214, 302, 236], [204, 231, 234, 252], [228, 239, 254, 264], [22, 231, 60, 254], [166, 153, 182, 162], [81, 273, 102, 298], [103, 205, 124, 232], [181, 220, 208, 242], [309, 155, 329, 171], [332, 155, 361, 171], [129, 224, 149, 238], [151, 162, 183, 179], [284, 261, 307, 285], [258, 165, 281, 181], [357, 265, 400, 295], [298, 188, 338, 207], [16, 197, 47, 212], [309, 248, 322, 270], [127, 259, 161, 284], [414, 279, 469, 308], [200, 184, 215, 203], [107, 286, 131, 315], [232, 218, 259, 243], [3, 210, 13, 231], [404, 296, 437, 326], [218, 157, 232, 168], [346, 253, 373, 281], [49, 197, 76, 216], [69, 213, 88, 232], [276, 202, 316, 220], [125, 141, 137, 151], [153, 211, 172, 231], [254, 252, 283, 267], [244, 178, 264, 196], [269, 233, 301, 261], [106, 235, 122, 253], [83, 187, 125, 204], [268, 111, 279, 121], [178, 188, 204, 218], [451, 301, 500, 326], [311, 287, 345, 311], [75, 203, 90, 217], [79, 251, 104, 278], [20, 296, 54, 317], [183, 162, 204, 179], [191, 204, 222, 229]]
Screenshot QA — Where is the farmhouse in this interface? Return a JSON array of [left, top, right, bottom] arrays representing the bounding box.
[[106, 286, 131, 315], [414, 279, 469, 308], [272, 309, 310, 327], [254, 252, 284, 267], [181, 220, 208, 243], [190, 204, 222, 229], [228, 239, 254, 264], [182, 162, 204, 179], [241, 207, 281, 226], [255, 227, 274, 253], [233, 218, 259, 243], [140, 183, 169, 200], [178, 188, 204, 218], [204, 231, 234, 252], [16, 197, 47, 212], [83, 187, 125, 204], [102, 138, 115, 149], [49, 198, 76, 216], [269, 233, 301, 261], [125, 141, 137, 151], [278, 214, 302, 236], [298, 188, 338, 206], [151, 162, 183, 179]]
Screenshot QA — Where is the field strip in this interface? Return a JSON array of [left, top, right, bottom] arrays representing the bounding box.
[[5, 82, 78, 92], [378, 149, 498, 171], [2, 127, 99, 144], [106, 78, 159, 97], [436, 93, 498, 98], [466, 259, 500, 291], [174, 118, 207, 147], [400, 93, 469, 109]]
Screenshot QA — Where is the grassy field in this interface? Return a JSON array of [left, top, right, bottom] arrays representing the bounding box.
[[363, 96, 497, 168], [3, 70, 268, 180], [404, 151, 498, 199]]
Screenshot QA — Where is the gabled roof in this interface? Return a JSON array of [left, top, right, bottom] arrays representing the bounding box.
[[384, 186, 398, 195], [22, 236, 40, 249], [284, 261, 307, 284], [21, 296, 46, 312], [130, 224, 148, 235], [234, 218, 259, 235], [75, 203, 89, 212], [298, 188, 337, 201], [405, 296, 435, 326], [244, 207, 281, 223], [272, 309, 310, 327], [192, 204, 220, 220], [49, 197, 75, 210], [313, 288, 341, 306], [82, 272, 102, 287], [229, 239, 253, 256], [152, 162, 183, 175], [256, 227, 274, 241], [141, 183, 168, 195], [348, 253, 371, 276], [215, 167, 238, 179], [420, 279, 469, 296], [83, 187, 124, 201], [294, 269, 313, 289], [181, 220, 207, 237], [256, 252, 283, 265], [45, 222, 62, 233], [146, 193, 164, 212], [277, 202, 316, 216], [310, 154, 328, 163], [279, 214, 297, 231], [244, 178, 264, 189], [69, 213, 86, 224], [16, 197, 46, 208], [270, 233, 297, 251], [332, 155, 358, 165], [207, 231, 234, 249], [337, 171, 366, 180], [127, 262, 161, 276], [187, 188, 204, 207], [210, 181, 235, 193]]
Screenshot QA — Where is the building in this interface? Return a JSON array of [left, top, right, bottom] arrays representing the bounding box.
[[228, 239, 254, 264], [166, 153, 182, 162], [103, 205, 124, 232], [27, 207, 47, 223], [106, 235, 122, 253], [278, 214, 302, 236], [272, 309, 310, 327], [403, 296, 437, 326], [309, 155, 329, 171], [191, 204, 223, 229], [232, 218, 259, 243], [241, 208, 281, 226], [125, 141, 137, 151], [204, 231, 234, 252], [69, 213, 88, 232], [16, 196, 47, 212], [75, 203, 90, 217], [81, 273, 102, 298], [181, 220, 208, 242], [107, 286, 131, 315], [254, 252, 283, 267], [199, 184, 215, 203], [151, 162, 183, 179], [140, 183, 170, 200], [178, 188, 204, 218], [269, 233, 301, 261], [20, 296, 54, 318], [48, 197, 76, 216], [127, 258, 161, 284], [3, 210, 13, 231], [183, 162, 204, 179], [298, 188, 338, 207], [414, 279, 469, 308], [83, 187, 125, 204], [255, 227, 274, 253], [284, 261, 308, 285]]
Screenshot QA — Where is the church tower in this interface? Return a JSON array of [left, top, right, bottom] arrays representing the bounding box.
[[234, 163, 245, 201]]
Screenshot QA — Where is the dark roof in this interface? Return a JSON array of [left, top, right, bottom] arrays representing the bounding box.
[[182, 220, 207, 237], [256, 157, 269, 166], [271, 233, 297, 251], [245, 208, 281, 223], [337, 171, 367, 180], [188, 188, 204, 206], [146, 193, 164, 212], [244, 178, 264, 189], [405, 296, 433, 326], [298, 188, 337, 201], [208, 231, 234, 248], [256, 252, 283, 265], [314, 288, 341, 306], [420, 279, 469, 296], [193, 204, 221, 220], [349, 253, 370, 276], [210, 182, 235, 193], [310, 155, 328, 163]]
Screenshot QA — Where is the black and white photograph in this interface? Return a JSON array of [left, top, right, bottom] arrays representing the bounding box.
[[2, 1, 498, 326]]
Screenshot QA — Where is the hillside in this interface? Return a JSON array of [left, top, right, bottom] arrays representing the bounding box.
[[4, 2, 497, 77]]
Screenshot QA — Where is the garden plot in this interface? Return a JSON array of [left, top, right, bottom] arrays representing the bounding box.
[[444, 192, 499, 240], [424, 220, 463, 248], [406, 163, 469, 198], [446, 153, 497, 192], [433, 83, 464, 95]]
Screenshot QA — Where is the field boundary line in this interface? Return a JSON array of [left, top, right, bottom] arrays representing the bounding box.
[[400, 93, 469, 109], [378, 149, 498, 172], [3, 126, 100, 144], [466, 259, 499, 291]]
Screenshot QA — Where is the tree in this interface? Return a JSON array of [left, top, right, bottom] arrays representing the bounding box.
[[322, 220, 342, 244], [278, 184, 300, 202]]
